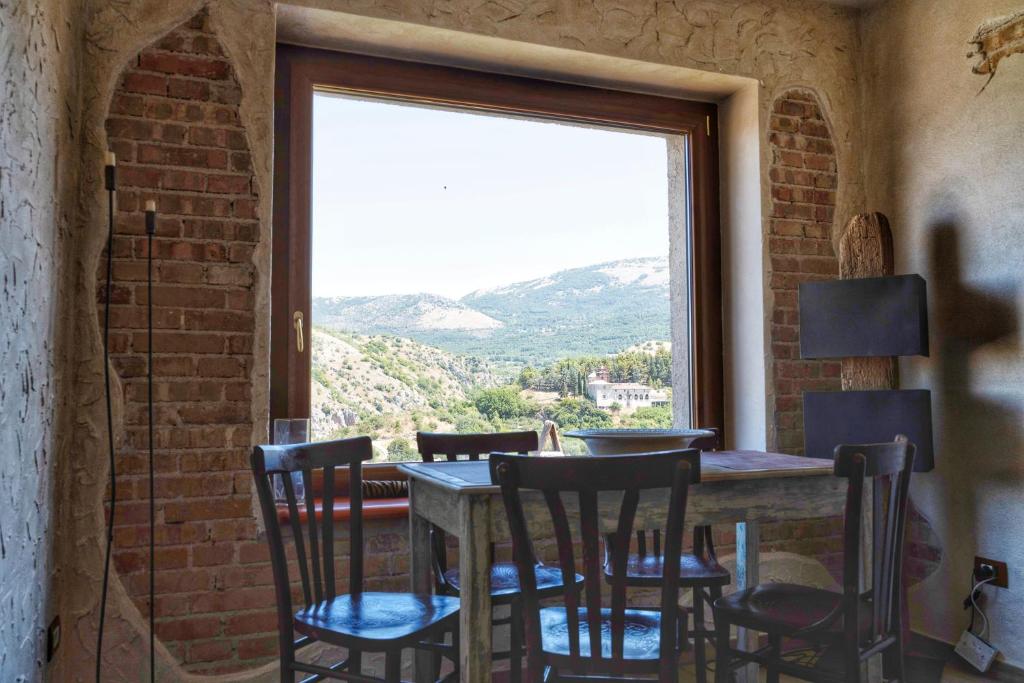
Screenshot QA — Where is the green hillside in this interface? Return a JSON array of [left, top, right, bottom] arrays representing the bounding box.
[[311, 256, 670, 372]]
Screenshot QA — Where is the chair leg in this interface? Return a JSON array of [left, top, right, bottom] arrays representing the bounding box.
[[510, 601, 523, 683], [349, 649, 362, 678], [385, 649, 402, 683], [845, 643, 861, 683], [693, 587, 707, 683], [884, 618, 907, 682], [713, 617, 731, 683], [766, 635, 781, 683], [431, 638, 443, 683], [278, 637, 295, 683]]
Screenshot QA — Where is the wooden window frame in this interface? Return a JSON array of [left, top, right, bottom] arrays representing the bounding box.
[[272, 44, 724, 455]]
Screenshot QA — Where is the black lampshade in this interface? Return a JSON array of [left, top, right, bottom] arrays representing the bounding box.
[[799, 275, 929, 359], [803, 389, 934, 472]]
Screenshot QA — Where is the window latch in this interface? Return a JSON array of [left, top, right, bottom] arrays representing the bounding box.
[[293, 310, 304, 353]]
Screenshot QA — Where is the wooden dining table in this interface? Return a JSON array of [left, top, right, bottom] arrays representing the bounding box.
[[399, 450, 873, 683]]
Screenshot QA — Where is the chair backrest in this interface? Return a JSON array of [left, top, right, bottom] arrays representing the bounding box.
[[491, 450, 699, 677], [416, 430, 538, 462], [630, 428, 718, 559], [834, 435, 916, 647], [251, 437, 371, 621], [417, 430, 540, 583]]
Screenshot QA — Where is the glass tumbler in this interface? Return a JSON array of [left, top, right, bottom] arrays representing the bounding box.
[[272, 418, 310, 504]]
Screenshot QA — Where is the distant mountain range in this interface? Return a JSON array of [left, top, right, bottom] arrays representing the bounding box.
[[312, 256, 670, 368]]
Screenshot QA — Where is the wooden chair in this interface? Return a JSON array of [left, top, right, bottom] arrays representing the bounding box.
[[602, 429, 728, 683], [712, 436, 916, 683], [416, 431, 584, 683], [252, 437, 460, 683], [491, 449, 701, 682]]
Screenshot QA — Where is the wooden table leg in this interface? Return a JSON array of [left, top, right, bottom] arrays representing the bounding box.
[[734, 521, 760, 683], [861, 484, 882, 683], [410, 482, 436, 683], [459, 494, 493, 683]]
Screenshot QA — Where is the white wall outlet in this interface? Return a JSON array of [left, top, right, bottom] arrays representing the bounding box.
[[955, 630, 998, 672]]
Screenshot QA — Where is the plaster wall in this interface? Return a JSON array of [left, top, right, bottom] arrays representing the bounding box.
[[0, 0, 83, 679], [860, 0, 1024, 665], [720, 83, 769, 450]]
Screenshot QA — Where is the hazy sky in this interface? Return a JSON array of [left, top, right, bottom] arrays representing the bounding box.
[[311, 91, 672, 300]]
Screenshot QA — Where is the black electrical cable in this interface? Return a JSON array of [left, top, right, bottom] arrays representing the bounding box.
[[146, 202, 157, 682], [97, 155, 117, 683]]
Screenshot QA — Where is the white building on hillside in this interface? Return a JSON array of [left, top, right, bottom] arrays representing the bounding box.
[[586, 375, 668, 412]]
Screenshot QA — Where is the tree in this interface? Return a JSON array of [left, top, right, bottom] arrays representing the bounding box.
[[472, 386, 539, 421], [546, 397, 612, 430], [387, 438, 415, 461], [517, 366, 538, 389], [621, 405, 673, 429]]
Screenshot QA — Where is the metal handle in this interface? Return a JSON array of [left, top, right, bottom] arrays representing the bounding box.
[[293, 310, 304, 353]]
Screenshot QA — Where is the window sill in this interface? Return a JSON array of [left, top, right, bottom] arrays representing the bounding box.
[[277, 496, 409, 524]]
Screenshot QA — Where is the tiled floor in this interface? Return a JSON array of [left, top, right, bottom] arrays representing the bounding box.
[[668, 637, 997, 683], [490, 635, 1000, 683]]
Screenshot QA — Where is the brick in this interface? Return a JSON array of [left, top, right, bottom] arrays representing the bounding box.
[[224, 610, 278, 636], [138, 143, 228, 169], [167, 77, 211, 100], [190, 586, 274, 614], [107, 117, 156, 140], [236, 635, 277, 660], [193, 543, 237, 567], [800, 119, 830, 138], [144, 285, 226, 309], [155, 616, 222, 642], [195, 356, 246, 378], [206, 174, 250, 194], [122, 72, 168, 95], [769, 115, 800, 133], [163, 498, 251, 523], [139, 52, 231, 80], [185, 640, 233, 664]]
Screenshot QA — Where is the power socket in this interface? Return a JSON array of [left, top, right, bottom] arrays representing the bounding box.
[[955, 630, 998, 672], [974, 556, 1009, 588]]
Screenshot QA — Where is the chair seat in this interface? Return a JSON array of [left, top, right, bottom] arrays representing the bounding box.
[[713, 583, 845, 636], [294, 592, 460, 647], [604, 553, 731, 587], [539, 607, 674, 660], [444, 562, 584, 600]]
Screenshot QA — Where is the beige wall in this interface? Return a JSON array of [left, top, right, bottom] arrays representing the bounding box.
[[861, 0, 1024, 666], [0, 0, 83, 678]]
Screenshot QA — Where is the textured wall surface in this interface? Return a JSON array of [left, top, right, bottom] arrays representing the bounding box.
[[0, 0, 81, 679], [861, 0, 1024, 666], [765, 89, 842, 454]]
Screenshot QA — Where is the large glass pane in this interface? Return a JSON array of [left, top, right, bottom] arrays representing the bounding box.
[[310, 91, 687, 460]]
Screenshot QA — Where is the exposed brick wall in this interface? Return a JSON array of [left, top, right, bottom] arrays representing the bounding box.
[[100, 17, 414, 673], [100, 10, 268, 673], [766, 89, 843, 454]]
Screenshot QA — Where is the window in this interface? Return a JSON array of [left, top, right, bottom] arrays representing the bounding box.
[[273, 47, 722, 465]]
